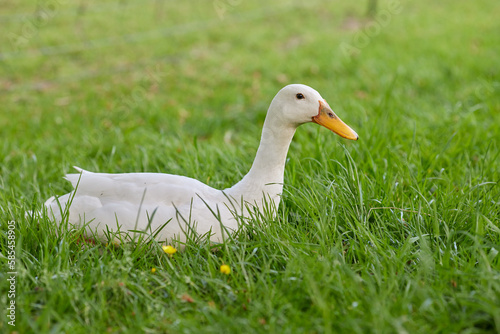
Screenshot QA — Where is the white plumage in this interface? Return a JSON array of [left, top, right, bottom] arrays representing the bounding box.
[[45, 84, 358, 244]]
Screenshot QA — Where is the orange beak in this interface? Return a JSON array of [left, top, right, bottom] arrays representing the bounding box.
[[312, 100, 358, 140]]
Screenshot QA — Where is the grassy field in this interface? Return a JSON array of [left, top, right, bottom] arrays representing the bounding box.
[[1, 0, 500, 332]]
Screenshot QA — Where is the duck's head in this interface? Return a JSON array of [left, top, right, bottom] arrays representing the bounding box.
[[271, 84, 358, 140]]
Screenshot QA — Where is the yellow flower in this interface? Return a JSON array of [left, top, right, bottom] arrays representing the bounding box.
[[220, 264, 231, 275], [162, 245, 177, 256], [151, 267, 156, 273]]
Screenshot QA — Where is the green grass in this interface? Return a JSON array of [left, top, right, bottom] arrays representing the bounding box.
[[1, 0, 500, 332]]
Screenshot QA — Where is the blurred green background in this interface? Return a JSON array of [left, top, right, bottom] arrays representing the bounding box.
[[1, 0, 498, 191]]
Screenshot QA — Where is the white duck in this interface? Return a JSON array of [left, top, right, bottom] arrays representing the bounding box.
[[45, 84, 358, 245]]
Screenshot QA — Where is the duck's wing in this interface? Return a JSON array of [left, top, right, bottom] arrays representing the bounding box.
[[64, 166, 220, 206]]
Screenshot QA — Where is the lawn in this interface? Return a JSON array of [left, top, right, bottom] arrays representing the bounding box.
[[1, 0, 499, 333]]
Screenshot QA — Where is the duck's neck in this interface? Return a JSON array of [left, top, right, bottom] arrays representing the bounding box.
[[227, 114, 296, 205]]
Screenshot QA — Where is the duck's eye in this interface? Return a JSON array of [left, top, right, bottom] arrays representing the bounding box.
[[296, 93, 305, 100]]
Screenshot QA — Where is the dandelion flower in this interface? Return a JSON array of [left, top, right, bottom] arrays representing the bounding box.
[[151, 267, 156, 273], [220, 264, 231, 275], [162, 245, 177, 256]]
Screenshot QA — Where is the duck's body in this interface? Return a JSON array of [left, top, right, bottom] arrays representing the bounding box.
[[45, 84, 358, 244]]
